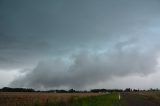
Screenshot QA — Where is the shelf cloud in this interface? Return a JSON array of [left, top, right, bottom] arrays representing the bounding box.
[[10, 40, 159, 89]]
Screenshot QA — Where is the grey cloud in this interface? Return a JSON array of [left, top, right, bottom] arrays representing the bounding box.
[[10, 40, 159, 89], [1, 0, 160, 70], [1, 0, 160, 89]]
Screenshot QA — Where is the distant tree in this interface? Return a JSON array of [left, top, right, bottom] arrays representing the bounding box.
[[124, 88, 132, 92], [90, 89, 123, 93], [68, 89, 75, 93], [1, 87, 35, 92], [133, 89, 139, 92]]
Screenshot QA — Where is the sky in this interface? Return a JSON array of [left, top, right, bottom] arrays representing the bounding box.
[[1, 0, 160, 90]]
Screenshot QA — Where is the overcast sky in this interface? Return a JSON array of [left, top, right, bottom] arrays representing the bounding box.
[[1, 0, 160, 90]]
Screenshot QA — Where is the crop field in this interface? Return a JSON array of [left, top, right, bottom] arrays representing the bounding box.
[[0, 92, 107, 106], [2, 92, 160, 106], [0, 92, 121, 106], [60, 92, 121, 106]]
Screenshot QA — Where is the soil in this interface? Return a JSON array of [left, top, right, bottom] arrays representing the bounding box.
[[121, 93, 160, 106]]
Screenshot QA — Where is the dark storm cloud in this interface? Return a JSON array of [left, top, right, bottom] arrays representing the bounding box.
[[1, 0, 160, 69], [10, 40, 159, 89], [1, 0, 160, 89]]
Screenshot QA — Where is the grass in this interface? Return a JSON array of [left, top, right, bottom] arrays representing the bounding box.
[[43, 92, 121, 106]]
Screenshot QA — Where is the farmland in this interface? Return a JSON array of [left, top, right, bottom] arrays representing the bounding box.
[[0, 92, 112, 106], [2, 91, 160, 106], [0, 92, 121, 106]]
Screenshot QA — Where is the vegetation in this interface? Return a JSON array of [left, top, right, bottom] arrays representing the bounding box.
[[37, 93, 121, 106], [1, 87, 160, 106], [0, 87, 35, 92], [1, 87, 160, 93], [0, 87, 123, 93], [0, 92, 104, 106]]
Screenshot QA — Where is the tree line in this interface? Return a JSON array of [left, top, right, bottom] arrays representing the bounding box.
[[0, 87, 159, 93], [0, 87, 35, 92]]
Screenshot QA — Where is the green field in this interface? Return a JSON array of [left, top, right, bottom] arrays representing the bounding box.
[[44, 93, 121, 106]]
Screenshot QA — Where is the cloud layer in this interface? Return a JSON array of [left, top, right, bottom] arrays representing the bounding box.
[[1, 0, 160, 89], [1, 0, 160, 70], [10, 40, 159, 89]]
